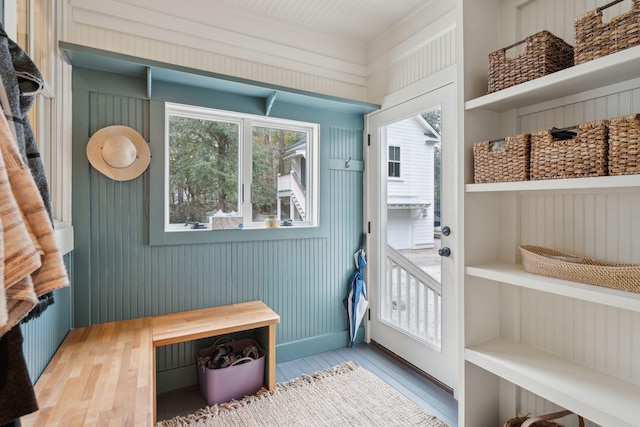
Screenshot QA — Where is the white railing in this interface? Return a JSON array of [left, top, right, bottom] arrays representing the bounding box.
[[383, 245, 442, 349], [277, 171, 306, 219]]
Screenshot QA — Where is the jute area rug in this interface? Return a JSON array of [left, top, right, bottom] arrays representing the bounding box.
[[157, 361, 450, 427]]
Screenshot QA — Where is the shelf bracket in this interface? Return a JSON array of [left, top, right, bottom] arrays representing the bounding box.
[[265, 91, 278, 116]]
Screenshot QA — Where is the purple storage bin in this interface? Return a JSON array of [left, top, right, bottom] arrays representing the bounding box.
[[196, 338, 265, 405]]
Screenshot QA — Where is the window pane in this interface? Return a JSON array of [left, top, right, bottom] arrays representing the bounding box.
[[252, 126, 306, 224], [389, 146, 400, 177], [168, 115, 239, 225]]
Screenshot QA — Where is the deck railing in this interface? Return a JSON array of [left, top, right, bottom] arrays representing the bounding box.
[[383, 245, 442, 348]]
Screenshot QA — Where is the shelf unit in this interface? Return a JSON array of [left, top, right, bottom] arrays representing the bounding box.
[[466, 264, 640, 313], [459, 1, 640, 426], [465, 339, 640, 427]]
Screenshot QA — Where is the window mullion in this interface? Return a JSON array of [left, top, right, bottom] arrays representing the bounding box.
[[241, 119, 253, 224]]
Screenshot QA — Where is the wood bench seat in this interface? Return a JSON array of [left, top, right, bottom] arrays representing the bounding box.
[[21, 301, 280, 426]]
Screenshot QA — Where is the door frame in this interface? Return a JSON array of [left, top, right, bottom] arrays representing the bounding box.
[[364, 82, 460, 392]]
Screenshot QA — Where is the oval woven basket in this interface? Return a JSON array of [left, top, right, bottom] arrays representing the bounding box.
[[519, 245, 640, 294]]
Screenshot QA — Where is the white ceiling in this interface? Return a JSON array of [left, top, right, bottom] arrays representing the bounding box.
[[218, 0, 430, 44]]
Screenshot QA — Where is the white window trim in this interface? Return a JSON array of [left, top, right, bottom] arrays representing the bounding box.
[[164, 102, 320, 232], [10, 0, 74, 254]]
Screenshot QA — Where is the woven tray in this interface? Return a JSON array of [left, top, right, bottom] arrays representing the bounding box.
[[473, 133, 530, 183], [488, 30, 574, 93], [574, 0, 640, 65], [530, 120, 608, 180], [520, 245, 640, 293], [608, 113, 640, 176]]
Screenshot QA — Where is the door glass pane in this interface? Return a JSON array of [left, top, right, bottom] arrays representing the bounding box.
[[251, 126, 306, 225], [383, 108, 442, 349]]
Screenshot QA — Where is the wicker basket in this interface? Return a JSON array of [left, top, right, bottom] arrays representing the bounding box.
[[608, 113, 640, 175], [488, 30, 574, 93], [505, 410, 584, 427], [530, 120, 608, 180], [574, 0, 640, 65], [473, 134, 530, 183], [520, 245, 640, 293]]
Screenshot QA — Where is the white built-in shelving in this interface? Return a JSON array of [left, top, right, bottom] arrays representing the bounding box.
[[464, 45, 640, 112], [465, 339, 640, 427], [466, 264, 640, 313], [460, 1, 640, 426], [466, 174, 640, 193]]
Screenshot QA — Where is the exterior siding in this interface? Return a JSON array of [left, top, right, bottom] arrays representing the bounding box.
[[386, 117, 435, 249]]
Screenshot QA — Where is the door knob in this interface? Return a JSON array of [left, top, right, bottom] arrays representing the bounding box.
[[438, 247, 451, 257], [442, 226, 451, 236]]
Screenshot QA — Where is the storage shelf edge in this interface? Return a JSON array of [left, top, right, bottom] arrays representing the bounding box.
[[465, 338, 638, 427], [466, 264, 640, 312]]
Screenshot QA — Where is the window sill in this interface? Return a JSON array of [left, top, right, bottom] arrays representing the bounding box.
[[54, 222, 74, 255], [152, 223, 326, 245], [166, 223, 315, 232]]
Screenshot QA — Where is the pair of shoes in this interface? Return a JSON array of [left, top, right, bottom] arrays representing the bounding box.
[[217, 352, 239, 368], [198, 355, 214, 369], [211, 344, 234, 368], [243, 345, 260, 359]]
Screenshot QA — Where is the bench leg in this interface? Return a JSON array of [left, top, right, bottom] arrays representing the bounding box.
[[266, 324, 276, 390]]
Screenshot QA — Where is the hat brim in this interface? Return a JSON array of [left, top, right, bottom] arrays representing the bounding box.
[[86, 125, 151, 181]]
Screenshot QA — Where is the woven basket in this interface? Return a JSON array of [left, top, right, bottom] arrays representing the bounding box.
[[488, 30, 574, 93], [608, 113, 640, 175], [574, 0, 640, 65], [473, 134, 530, 183], [530, 120, 608, 180], [520, 245, 640, 293], [505, 410, 585, 427]]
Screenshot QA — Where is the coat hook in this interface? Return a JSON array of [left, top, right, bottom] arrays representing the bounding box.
[[345, 157, 351, 168]]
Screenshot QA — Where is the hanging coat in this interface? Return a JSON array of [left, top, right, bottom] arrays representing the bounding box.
[[0, 23, 69, 424]]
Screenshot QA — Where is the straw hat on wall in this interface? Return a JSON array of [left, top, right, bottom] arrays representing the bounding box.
[[86, 125, 150, 181]]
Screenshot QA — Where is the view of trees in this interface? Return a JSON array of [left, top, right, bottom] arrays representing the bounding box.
[[169, 116, 239, 224], [168, 115, 304, 225]]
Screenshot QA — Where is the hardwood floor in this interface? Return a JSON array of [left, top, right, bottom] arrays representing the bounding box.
[[157, 342, 459, 426]]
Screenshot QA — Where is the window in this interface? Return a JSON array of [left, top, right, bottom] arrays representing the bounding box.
[[9, 0, 73, 254], [388, 145, 401, 177], [165, 103, 319, 231]]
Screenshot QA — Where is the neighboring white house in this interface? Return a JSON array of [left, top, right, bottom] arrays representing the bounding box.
[[386, 115, 440, 250], [277, 137, 307, 221]]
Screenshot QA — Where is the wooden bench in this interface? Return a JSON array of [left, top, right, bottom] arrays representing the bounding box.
[[21, 300, 280, 426]]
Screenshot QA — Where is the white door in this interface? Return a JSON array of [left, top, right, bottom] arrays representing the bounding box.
[[365, 83, 457, 390]]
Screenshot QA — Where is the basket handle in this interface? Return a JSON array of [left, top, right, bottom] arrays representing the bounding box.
[[521, 410, 585, 427], [598, 0, 640, 11], [211, 336, 233, 348], [597, 0, 625, 11], [502, 38, 526, 52], [229, 356, 255, 367]]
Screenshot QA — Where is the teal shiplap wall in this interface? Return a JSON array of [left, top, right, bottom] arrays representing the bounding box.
[[71, 67, 367, 388], [22, 254, 73, 383]]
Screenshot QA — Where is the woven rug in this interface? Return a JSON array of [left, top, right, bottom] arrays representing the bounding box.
[[157, 361, 450, 427]]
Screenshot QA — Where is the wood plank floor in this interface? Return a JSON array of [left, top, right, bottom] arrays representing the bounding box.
[[157, 342, 459, 426]]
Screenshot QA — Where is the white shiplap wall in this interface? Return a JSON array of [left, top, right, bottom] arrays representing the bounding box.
[[366, 5, 457, 106], [67, 0, 368, 101], [64, 0, 457, 106]]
